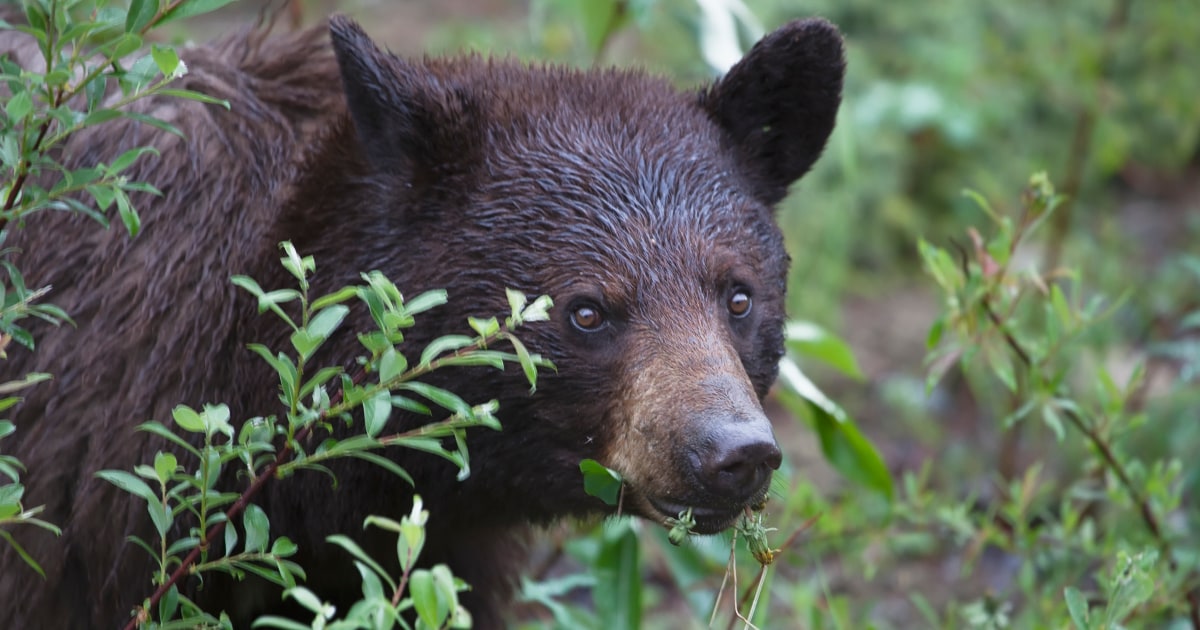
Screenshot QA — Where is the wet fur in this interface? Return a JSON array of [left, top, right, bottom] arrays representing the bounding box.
[[0, 15, 843, 628]]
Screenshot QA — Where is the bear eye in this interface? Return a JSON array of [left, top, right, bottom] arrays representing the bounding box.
[[570, 304, 605, 332], [728, 290, 752, 318]]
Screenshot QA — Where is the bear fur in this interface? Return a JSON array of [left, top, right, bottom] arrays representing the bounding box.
[[0, 14, 844, 628]]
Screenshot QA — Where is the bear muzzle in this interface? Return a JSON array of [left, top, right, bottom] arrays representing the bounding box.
[[651, 412, 781, 533], [691, 418, 782, 501]]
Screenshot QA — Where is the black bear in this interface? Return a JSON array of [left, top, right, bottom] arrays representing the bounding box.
[[0, 13, 844, 628]]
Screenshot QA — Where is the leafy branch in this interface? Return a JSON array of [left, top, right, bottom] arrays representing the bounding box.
[[922, 173, 1199, 626], [0, 0, 236, 577], [111, 242, 552, 628]]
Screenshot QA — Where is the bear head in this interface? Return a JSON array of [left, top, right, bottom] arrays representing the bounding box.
[[322, 16, 845, 535]]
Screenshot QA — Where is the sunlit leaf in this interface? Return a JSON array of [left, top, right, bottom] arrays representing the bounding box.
[[777, 358, 893, 499], [785, 320, 864, 379]]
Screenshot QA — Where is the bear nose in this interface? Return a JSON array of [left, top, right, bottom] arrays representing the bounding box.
[[698, 421, 782, 500]]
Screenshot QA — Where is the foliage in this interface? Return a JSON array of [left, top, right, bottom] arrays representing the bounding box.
[[254, 498, 472, 630], [907, 174, 1198, 627], [98, 242, 552, 628], [0, 0, 233, 574]]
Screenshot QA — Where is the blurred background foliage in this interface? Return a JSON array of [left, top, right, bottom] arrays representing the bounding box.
[[173, 0, 1199, 627]]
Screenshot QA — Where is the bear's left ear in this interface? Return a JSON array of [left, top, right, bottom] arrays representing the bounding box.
[[329, 15, 480, 188], [700, 18, 845, 206]]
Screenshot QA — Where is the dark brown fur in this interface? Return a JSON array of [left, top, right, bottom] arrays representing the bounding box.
[[0, 15, 844, 628]]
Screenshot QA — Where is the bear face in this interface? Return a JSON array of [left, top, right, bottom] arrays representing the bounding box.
[[320, 16, 845, 535]]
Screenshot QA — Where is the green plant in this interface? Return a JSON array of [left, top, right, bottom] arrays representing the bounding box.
[[254, 497, 472, 630], [0, 0, 234, 573], [910, 173, 1198, 627], [100, 242, 552, 628]]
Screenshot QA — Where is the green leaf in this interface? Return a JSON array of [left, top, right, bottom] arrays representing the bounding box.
[[0, 372, 52, 395], [468, 316, 500, 338], [282, 586, 326, 615], [521, 294, 554, 323], [159, 0, 240, 24], [986, 346, 1017, 393], [0, 483, 23, 517], [96, 470, 157, 503], [153, 89, 228, 109], [0, 529, 45, 577], [1050, 283, 1073, 329], [5, 90, 32, 122], [112, 188, 140, 236], [506, 289, 527, 319], [158, 584, 179, 623], [405, 289, 448, 316], [356, 559, 385, 601], [232, 276, 299, 328], [393, 382, 470, 417], [153, 451, 177, 483], [202, 403, 233, 438], [580, 459, 623, 506], [1041, 403, 1066, 442], [299, 366, 342, 400], [125, 0, 159, 32], [926, 316, 945, 350], [327, 533, 396, 592], [346, 451, 413, 486], [108, 33, 144, 59], [410, 569, 446, 629], [1064, 587, 1091, 629], [243, 504, 269, 553], [311, 285, 359, 311], [431, 563, 461, 606], [777, 358, 894, 499], [150, 45, 183, 78], [137, 422, 201, 457], [271, 536, 298, 557], [419, 334, 475, 367], [247, 345, 297, 402], [291, 304, 348, 361], [147, 495, 171, 538], [123, 112, 183, 138], [224, 517, 238, 557], [594, 521, 641, 630], [363, 390, 391, 438], [519, 574, 597, 628], [391, 395, 432, 416], [252, 616, 311, 630], [785, 320, 864, 379], [503, 334, 546, 392], [165, 536, 200, 557], [1103, 550, 1158, 626], [378, 346, 407, 383], [87, 184, 115, 211]]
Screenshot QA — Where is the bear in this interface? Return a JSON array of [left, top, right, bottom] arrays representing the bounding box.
[[0, 13, 845, 628]]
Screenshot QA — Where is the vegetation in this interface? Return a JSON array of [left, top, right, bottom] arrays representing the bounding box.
[[2, 0, 1198, 628]]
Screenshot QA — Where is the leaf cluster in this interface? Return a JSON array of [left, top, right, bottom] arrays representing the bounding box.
[[0, 0, 235, 578], [100, 242, 553, 628]]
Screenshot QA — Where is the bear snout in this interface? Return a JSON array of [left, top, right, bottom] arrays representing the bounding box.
[[690, 416, 781, 504]]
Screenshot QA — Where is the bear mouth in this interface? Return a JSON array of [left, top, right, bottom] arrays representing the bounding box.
[[645, 497, 750, 535]]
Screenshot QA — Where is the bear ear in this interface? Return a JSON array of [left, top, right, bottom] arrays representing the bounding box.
[[329, 15, 479, 185], [700, 18, 846, 205]]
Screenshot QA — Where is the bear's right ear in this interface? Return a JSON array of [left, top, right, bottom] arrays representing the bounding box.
[[329, 16, 479, 186], [700, 18, 845, 206]]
